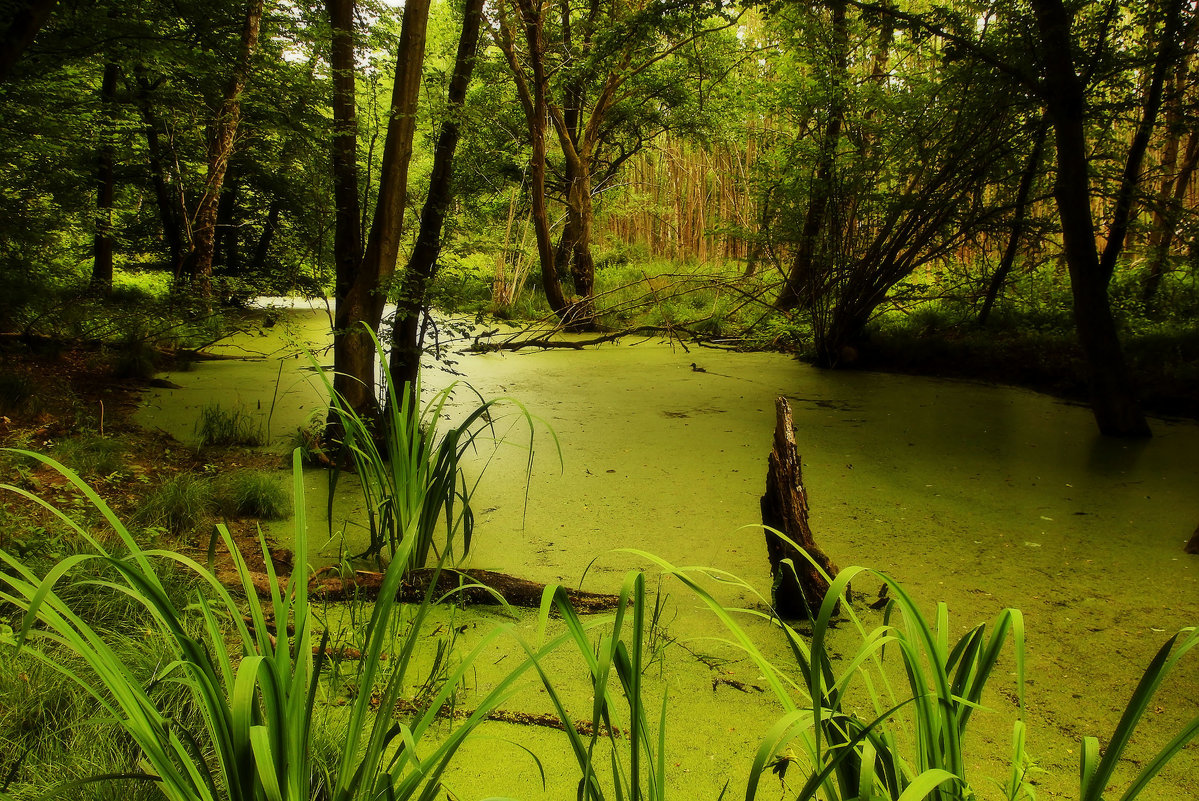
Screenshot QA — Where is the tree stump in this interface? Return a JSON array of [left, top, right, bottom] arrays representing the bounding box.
[[761, 397, 840, 618]]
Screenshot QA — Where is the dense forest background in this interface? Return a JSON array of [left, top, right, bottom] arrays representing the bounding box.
[[2, 0, 1198, 435]]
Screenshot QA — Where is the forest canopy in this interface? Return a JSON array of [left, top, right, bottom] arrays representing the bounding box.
[[2, 0, 1197, 435]]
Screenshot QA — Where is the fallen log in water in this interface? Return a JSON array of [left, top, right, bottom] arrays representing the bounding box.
[[226, 566, 622, 614]]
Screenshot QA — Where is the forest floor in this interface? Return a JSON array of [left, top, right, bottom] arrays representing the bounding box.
[[0, 343, 285, 576]]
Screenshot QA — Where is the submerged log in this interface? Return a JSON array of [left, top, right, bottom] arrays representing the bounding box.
[[761, 397, 840, 618], [228, 566, 621, 614]]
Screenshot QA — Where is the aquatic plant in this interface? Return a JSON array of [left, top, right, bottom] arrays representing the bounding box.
[[627, 548, 1198, 801], [194, 402, 266, 448], [318, 325, 549, 568], [532, 571, 671, 801], [0, 449, 549, 800]]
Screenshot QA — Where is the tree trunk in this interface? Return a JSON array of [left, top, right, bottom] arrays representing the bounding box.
[[388, 0, 485, 404], [1030, 0, 1155, 437], [187, 0, 265, 300], [253, 198, 282, 270], [495, 0, 571, 317], [761, 397, 840, 618], [0, 0, 57, 83], [132, 68, 186, 276], [327, 0, 365, 414], [90, 61, 119, 295], [332, 0, 430, 418], [979, 116, 1049, 325], [776, 0, 847, 312]]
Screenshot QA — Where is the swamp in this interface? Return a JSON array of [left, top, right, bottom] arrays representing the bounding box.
[[1, 0, 1198, 799]]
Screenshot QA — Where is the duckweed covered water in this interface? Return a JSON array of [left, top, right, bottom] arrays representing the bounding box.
[[138, 304, 1199, 799]]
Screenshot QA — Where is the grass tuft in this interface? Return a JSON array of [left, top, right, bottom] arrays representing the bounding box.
[[134, 473, 212, 534], [52, 435, 126, 479], [211, 469, 290, 520], [194, 402, 265, 448]]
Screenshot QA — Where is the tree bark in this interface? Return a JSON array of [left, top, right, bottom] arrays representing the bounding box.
[[761, 397, 840, 618], [1030, 0, 1158, 437], [187, 0, 265, 300], [388, 0, 485, 403], [330, 0, 431, 418], [90, 61, 119, 295], [252, 198, 282, 270], [0, 0, 56, 83]]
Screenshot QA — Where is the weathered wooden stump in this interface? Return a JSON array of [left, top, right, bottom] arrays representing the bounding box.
[[761, 397, 840, 618]]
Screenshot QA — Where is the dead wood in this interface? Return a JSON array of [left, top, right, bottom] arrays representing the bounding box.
[[761, 396, 841, 618], [226, 566, 621, 613]]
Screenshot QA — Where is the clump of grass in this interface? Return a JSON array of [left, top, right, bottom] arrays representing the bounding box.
[[52, 435, 125, 478], [212, 469, 290, 520], [319, 325, 549, 567], [194, 402, 265, 448], [134, 473, 213, 534]]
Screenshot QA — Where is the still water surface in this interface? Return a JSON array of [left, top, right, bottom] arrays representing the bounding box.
[[137, 304, 1198, 799]]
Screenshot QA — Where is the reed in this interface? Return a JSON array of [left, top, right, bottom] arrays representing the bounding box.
[[0, 449, 545, 800], [317, 325, 550, 568]]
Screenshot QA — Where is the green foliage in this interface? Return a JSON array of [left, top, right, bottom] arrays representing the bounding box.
[[319, 326, 549, 568], [52, 435, 127, 479], [0, 449, 554, 801], [194, 403, 266, 449], [211, 469, 290, 521], [135, 473, 213, 534], [533, 572, 671, 801]]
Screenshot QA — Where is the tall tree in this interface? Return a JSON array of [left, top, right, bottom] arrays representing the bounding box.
[[328, 0, 431, 418], [495, 0, 737, 329], [90, 60, 120, 294], [388, 0, 487, 399], [1028, 0, 1181, 436], [185, 0, 266, 299]]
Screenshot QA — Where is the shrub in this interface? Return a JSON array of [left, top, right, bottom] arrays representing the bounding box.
[[194, 402, 265, 448]]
